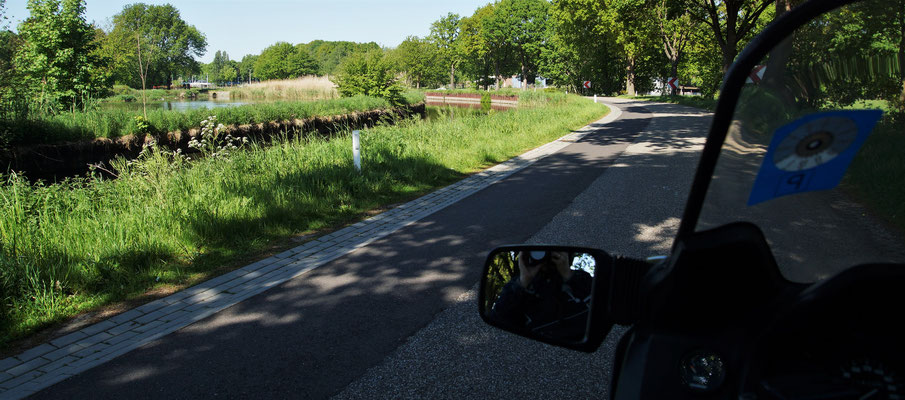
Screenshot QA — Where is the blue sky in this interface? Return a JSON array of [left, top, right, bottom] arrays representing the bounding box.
[[4, 0, 490, 62]]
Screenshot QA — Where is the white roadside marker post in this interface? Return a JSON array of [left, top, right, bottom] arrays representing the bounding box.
[[353, 130, 361, 173], [594, 94, 597, 103]]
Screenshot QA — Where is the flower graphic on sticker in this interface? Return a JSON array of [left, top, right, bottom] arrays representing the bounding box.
[[772, 116, 858, 172]]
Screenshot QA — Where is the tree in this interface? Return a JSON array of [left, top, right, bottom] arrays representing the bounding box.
[[13, 0, 107, 113], [391, 36, 443, 89], [474, 3, 519, 89], [204, 50, 240, 84], [303, 40, 380, 75], [254, 42, 319, 80], [491, 0, 551, 90], [106, 3, 206, 89], [1, 0, 25, 126], [429, 13, 463, 88], [685, 0, 773, 73], [0, 0, 8, 30], [654, 0, 697, 94], [457, 11, 492, 88], [238, 54, 257, 83], [601, 0, 661, 95], [543, 0, 623, 93], [331, 50, 404, 105], [784, 0, 904, 109]]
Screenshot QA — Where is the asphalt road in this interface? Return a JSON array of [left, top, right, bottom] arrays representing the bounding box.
[[332, 99, 710, 399], [30, 98, 704, 399]]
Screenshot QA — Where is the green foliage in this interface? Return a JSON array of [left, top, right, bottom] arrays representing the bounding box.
[[542, 0, 623, 94], [784, 0, 904, 110], [429, 13, 463, 87], [492, 0, 551, 89], [684, 0, 773, 73], [105, 3, 207, 88], [301, 40, 381, 76], [203, 50, 240, 85], [237, 54, 257, 82], [0, 27, 24, 128], [0, 93, 607, 346], [333, 51, 405, 106], [254, 42, 319, 80], [468, 3, 519, 89], [131, 114, 154, 135], [390, 36, 444, 89], [13, 0, 108, 113]]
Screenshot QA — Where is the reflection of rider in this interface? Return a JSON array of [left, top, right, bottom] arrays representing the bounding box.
[[489, 251, 593, 341]]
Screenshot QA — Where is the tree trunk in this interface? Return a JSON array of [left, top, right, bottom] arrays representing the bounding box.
[[493, 60, 503, 90], [899, 1, 905, 110], [521, 63, 528, 91], [669, 59, 679, 96], [721, 6, 739, 74], [137, 33, 147, 120], [449, 63, 455, 89], [626, 56, 636, 96], [762, 0, 794, 91]]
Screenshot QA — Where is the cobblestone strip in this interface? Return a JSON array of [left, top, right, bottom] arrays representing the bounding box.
[[0, 102, 623, 399]]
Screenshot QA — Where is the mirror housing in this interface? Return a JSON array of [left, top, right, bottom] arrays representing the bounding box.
[[478, 245, 614, 352]]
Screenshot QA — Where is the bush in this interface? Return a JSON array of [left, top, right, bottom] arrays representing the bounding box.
[[113, 85, 133, 96], [331, 51, 405, 106]]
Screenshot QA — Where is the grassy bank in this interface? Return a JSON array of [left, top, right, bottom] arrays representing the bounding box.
[[0, 93, 607, 349], [7, 95, 405, 145]]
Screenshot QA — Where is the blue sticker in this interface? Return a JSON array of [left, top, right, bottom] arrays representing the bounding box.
[[747, 109, 883, 206]]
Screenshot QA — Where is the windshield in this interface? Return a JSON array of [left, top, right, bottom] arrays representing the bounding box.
[[696, 0, 905, 283]]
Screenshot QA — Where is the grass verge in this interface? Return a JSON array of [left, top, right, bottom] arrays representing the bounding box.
[[0, 93, 607, 350]]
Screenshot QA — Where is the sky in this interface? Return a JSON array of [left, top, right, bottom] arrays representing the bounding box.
[[4, 0, 491, 63]]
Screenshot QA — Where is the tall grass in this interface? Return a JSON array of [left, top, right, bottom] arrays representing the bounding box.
[[10, 95, 395, 145], [227, 76, 338, 101], [0, 93, 607, 349]]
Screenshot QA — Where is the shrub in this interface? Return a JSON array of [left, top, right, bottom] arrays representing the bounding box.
[[331, 51, 405, 106]]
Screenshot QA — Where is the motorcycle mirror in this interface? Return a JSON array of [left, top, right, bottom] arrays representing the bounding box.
[[478, 245, 614, 352]]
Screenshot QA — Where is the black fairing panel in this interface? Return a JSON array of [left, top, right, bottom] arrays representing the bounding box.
[[643, 222, 790, 331], [612, 222, 793, 399]]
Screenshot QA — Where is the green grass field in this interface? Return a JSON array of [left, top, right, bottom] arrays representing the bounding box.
[[0, 92, 607, 350]]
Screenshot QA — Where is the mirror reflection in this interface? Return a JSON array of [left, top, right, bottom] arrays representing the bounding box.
[[481, 248, 597, 343]]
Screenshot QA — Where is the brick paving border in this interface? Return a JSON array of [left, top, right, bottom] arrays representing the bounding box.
[[0, 101, 624, 399]]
